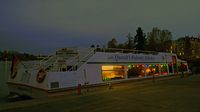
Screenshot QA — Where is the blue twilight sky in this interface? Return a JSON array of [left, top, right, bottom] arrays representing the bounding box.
[[0, 0, 200, 54]]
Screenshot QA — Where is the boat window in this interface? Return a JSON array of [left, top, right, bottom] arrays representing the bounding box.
[[172, 56, 178, 73], [102, 65, 126, 81], [178, 63, 188, 72], [160, 64, 168, 75], [127, 64, 145, 78], [50, 82, 59, 88], [145, 64, 160, 76], [168, 63, 173, 73]]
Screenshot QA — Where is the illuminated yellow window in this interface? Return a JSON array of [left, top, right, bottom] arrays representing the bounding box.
[[102, 66, 114, 70], [102, 65, 126, 81]]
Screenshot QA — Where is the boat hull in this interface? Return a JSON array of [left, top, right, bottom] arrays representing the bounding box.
[[7, 82, 49, 98]]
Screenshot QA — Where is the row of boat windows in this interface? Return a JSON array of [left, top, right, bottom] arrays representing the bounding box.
[[101, 63, 188, 81]]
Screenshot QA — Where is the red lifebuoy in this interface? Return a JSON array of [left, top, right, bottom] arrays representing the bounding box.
[[36, 69, 47, 83]]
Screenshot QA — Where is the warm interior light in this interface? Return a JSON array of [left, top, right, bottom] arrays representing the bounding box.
[[154, 73, 159, 76], [161, 72, 168, 75], [138, 75, 142, 78], [128, 64, 134, 68], [146, 68, 151, 74], [102, 65, 125, 81], [102, 66, 114, 70]]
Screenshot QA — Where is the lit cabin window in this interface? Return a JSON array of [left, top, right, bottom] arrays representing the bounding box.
[[149, 64, 160, 76], [178, 62, 188, 72], [101, 65, 126, 81], [127, 64, 145, 78], [102, 66, 114, 70], [160, 64, 168, 75]]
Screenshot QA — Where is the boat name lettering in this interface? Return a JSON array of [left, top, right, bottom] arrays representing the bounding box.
[[108, 55, 155, 61]]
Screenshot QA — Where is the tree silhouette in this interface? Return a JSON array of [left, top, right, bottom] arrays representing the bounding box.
[[125, 33, 135, 49], [96, 44, 100, 48], [134, 27, 146, 50], [160, 30, 172, 52], [117, 43, 124, 49], [107, 37, 118, 48], [147, 27, 172, 52], [184, 36, 191, 59], [147, 27, 160, 51], [90, 44, 95, 48]]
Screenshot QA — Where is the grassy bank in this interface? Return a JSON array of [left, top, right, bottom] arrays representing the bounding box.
[[0, 75, 200, 112]]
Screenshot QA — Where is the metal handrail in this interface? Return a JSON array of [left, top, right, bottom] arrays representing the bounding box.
[[76, 48, 95, 68], [96, 48, 159, 55], [66, 48, 95, 71]]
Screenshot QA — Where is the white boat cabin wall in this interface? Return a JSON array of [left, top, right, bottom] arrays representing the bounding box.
[[7, 48, 190, 97]]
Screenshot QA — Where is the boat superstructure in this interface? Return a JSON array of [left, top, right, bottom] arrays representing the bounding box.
[[7, 48, 190, 98]]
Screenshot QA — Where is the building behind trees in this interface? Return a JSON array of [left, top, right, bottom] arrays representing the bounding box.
[[174, 36, 200, 60]]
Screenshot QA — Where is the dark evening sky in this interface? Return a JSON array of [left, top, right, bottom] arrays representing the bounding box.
[[0, 0, 200, 54]]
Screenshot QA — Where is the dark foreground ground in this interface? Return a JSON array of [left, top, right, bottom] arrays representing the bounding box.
[[0, 74, 200, 112]]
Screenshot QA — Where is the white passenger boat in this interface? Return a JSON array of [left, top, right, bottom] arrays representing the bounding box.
[[7, 48, 190, 98]]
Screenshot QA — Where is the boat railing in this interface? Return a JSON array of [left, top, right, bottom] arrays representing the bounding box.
[[42, 48, 95, 72], [61, 48, 159, 71], [77, 48, 95, 67], [95, 48, 158, 55], [39, 54, 52, 64], [66, 48, 95, 71], [66, 56, 78, 65], [34, 55, 57, 70]]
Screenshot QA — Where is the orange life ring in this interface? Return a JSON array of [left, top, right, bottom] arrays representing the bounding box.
[[36, 69, 47, 83]]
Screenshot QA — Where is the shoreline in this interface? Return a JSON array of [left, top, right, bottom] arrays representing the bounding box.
[[0, 74, 200, 112]]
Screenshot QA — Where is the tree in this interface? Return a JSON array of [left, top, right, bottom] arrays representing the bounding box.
[[0, 50, 39, 61], [90, 45, 95, 48], [147, 27, 160, 51], [107, 37, 118, 48], [96, 44, 100, 48], [160, 30, 172, 52], [184, 36, 191, 59], [117, 43, 124, 49], [146, 27, 172, 52], [134, 27, 146, 50], [125, 33, 135, 49]]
